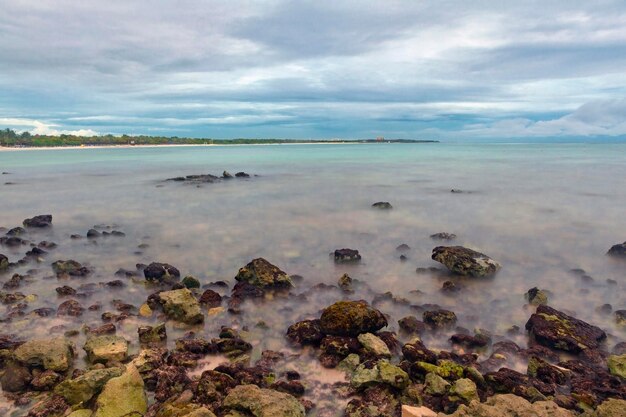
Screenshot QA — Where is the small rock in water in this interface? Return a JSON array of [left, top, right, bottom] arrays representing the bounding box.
[[319, 300, 387, 336], [430, 232, 457, 240], [398, 316, 426, 334], [432, 245, 501, 277], [143, 262, 181, 283], [86, 229, 100, 238], [6, 226, 26, 236], [338, 273, 353, 292], [607, 241, 626, 257], [234, 258, 293, 288], [182, 275, 200, 288], [158, 288, 204, 324], [0, 253, 8, 270], [57, 299, 85, 317], [138, 323, 167, 344], [372, 201, 392, 209], [23, 214, 52, 228], [525, 287, 548, 305], [223, 170, 233, 178], [83, 335, 129, 364], [423, 309, 457, 329], [334, 248, 361, 263], [235, 171, 250, 177], [286, 319, 324, 345], [396, 243, 410, 252], [199, 289, 222, 307]]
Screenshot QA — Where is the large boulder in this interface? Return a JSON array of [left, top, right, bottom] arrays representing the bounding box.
[[144, 262, 180, 283], [234, 258, 293, 288], [223, 384, 305, 417], [55, 367, 124, 405], [432, 246, 501, 277], [13, 337, 74, 371], [439, 394, 574, 417], [93, 364, 147, 417], [83, 335, 129, 364], [319, 300, 387, 337], [23, 214, 52, 228], [158, 288, 204, 324], [525, 305, 606, 353]]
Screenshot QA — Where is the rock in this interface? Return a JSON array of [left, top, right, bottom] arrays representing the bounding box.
[[351, 359, 409, 390], [286, 319, 324, 345], [402, 340, 438, 363], [223, 170, 233, 178], [358, 333, 391, 357], [87, 229, 101, 238], [527, 356, 567, 385], [319, 300, 387, 336], [144, 262, 181, 283], [441, 394, 574, 417], [594, 399, 626, 417], [430, 233, 457, 240], [0, 362, 31, 392], [423, 309, 457, 329], [449, 378, 478, 403], [7, 226, 26, 236], [372, 202, 392, 209], [55, 285, 77, 296], [67, 410, 94, 417], [14, 337, 74, 371], [94, 364, 147, 417], [607, 242, 626, 257], [23, 214, 52, 228], [345, 385, 400, 417], [398, 316, 426, 334], [338, 273, 353, 292], [615, 310, 626, 325], [199, 289, 222, 307], [402, 405, 437, 417], [158, 288, 204, 324], [397, 244, 411, 251], [83, 335, 129, 364], [24, 394, 70, 417], [0, 253, 8, 270], [432, 246, 500, 277], [607, 354, 626, 379], [52, 260, 91, 277], [139, 303, 153, 317], [138, 323, 167, 344], [526, 287, 548, 306], [525, 305, 606, 353], [30, 369, 62, 390], [235, 171, 250, 178], [182, 275, 201, 289], [425, 372, 450, 395], [450, 333, 490, 348], [57, 299, 85, 317], [234, 258, 293, 288], [334, 248, 361, 263], [54, 367, 124, 404], [223, 384, 305, 417]]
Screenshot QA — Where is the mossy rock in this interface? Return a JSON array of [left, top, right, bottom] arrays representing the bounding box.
[[223, 384, 305, 417], [158, 288, 204, 324], [357, 333, 391, 357], [83, 335, 129, 364], [55, 367, 124, 405], [431, 246, 501, 277], [319, 300, 387, 337], [93, 364, 147, 417], [14, 337, 74, 371], [607, 354, 626, 379], [234, 258, 293, 289]]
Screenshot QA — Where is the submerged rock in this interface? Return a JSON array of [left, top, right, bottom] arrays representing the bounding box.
[[286, 319, 324, 345], [526, 287, 549, 306], [199, 289, 222, 307], [14, 337, 74, 371], [52, 260, 91, 277], [138, 323, 167, 344], [423, 309, 457, 329], [223, 384, 305, 417], [338, 273, 353, 292], [607, 242, 626, 257], [432, 246, 500, 277], [372, 201, 393, 209], [334, 248, 362, 263], [93, 364, 147, 417], [441, 393, 574, 417], [430, 232, 457, 241], [319, 300, 387, 336], [54, 367, 124, 405], [144, 262, 181, 283], [234, 258, 293, 288], [83, 335, 129, 364], [158, 288, 204, 324], [0, 253, 8, 270], [525, 305, 606, 353], [23, 214, 52, 228]]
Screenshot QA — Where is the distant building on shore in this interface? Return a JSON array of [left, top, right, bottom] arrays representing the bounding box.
[[376, 136, 384, 142]]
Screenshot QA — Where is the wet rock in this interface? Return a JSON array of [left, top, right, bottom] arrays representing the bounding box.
[[615, 310, 626, 326], [26, 246, 47, 257], [423, 309, 457, 329], [158, 288, 204, 324], [235, 171, 250, 177], [334, 248, 362, 263], [527, 356, 568, 385], [89, 323, 117, 336], [57, 299, 85, 317], [345, 385, 400, 417], [432, 246, 501, 277], [449, 378, 478, 403], [398, 316, 426, 334], [0, 253, 8, 270], [396, 244, 410, 252], [87, 229, 100, 238], [0, 236, 27, 247], [441, 393, 574, 417], [23, 214, 52, 228], [144, 262, 181, 283], [38, 241, 57, 249], [338, 273, 353, 292], [54, 367, 124, 404], [234, 257, 293, 288], [0, 362, 31, 392], [320, 335, 361, 357], [372, 201, 392, 209], [441, 280, 461, 294], [138, 323, 167, 344], [485, 367, 553, 401], [25, 394, 69, 417], [223, 170, 234, 178], [402, 340, 438, 364], [607, 354, 626, 379], [7, 226, 26, 236], [607, 242, 626, 257], [594, 399, 626, 417], [30, 369, 62, 391], [319, 300, 387, 337], [182, 275, 200, 289], [271, 380, 305, 397], [223, 384, 305, 417], [430, 232, 457, 240], [93, 364, 147, 417], [525, 305, 607, 353], [52, 260, 91, 277], [55, 285, 77, 296], [286, 319, 324, 345], [526, 287, 549, 306], [83, 335, 129, 364], [450, 333, 490, 349], [14, 337, 74, 371], [358, 333, 391, 357], [3, 273, 26, 289]]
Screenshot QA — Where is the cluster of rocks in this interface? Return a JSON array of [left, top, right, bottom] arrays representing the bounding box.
[[166, 170, 253, 185]]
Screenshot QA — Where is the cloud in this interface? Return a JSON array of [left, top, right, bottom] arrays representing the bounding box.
[[0, 118, 98, 136]]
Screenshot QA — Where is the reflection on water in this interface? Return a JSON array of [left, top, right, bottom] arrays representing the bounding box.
[[0, 143, 625, 415]]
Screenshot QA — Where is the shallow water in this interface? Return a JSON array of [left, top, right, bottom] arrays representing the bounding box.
[[1, 142, 625, 415]]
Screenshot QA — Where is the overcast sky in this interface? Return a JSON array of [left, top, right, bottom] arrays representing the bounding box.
[[1, 0, 625, 139]]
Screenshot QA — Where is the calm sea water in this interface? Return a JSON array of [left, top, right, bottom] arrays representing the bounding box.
[[1, 142, 625, 414]]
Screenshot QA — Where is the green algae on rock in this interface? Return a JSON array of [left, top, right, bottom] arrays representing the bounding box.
[[13, 337, 74, 372], [431, 246, 501, 277], [351, 359, 409, 390], [83, 335, 129, 364], [525, 305, 607, 353], [223, 384, 305, 417], [234, 258, 293, 288], [319, 300, 387, 337], [439, 393, 574, 417], [158, 288, 204, 324], [94, 364, 147, 417], [449, 378, 478, 404], [607, 354, 626, 379], [55, 367, 124, 405]]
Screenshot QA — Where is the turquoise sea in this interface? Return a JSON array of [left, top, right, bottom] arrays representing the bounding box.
[[1, 142, 625, 414]]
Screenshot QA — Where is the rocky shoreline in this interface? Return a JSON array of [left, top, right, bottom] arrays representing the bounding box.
[[0, 213, 625, 417]]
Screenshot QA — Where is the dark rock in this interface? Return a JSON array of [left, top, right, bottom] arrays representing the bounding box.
[[0, 253, 8, 270], [320, 335, 360, 357], [607, 242, 626, 257], [57, 300, 84, 317], [0, 362, 31, 392], [194, 369, 236, 405], [223, 170, 234, 179], [402, 340, 438, 363], [271, 380, 305, 397], [319, 300, 387, 336], [450, 333, 490, 349], [338, 273, 353, 292], [86, 229, 100, 238], [396, 244, 410, 251], [345, 385, 400, 417], [3, 273, 27, 289], [423, 309, 457, 329], [441, 280, 461, 294], [55, 286, 76, 296], [525, 305, 607, 353], [615, 310, 626, 325], [0, 236, 27, 247], [105, 280, 125, 288], [181, 275, 200, 289], [485, 367, 554, 401], [51, 260, 91, 277], [25, 394, 69, 417], [235, 171, 250, 177], [198, 289, 222, 307], [154, 365, 191, 402], [334, 248, 362, 263], [431, 232, 457, 240], [25, 247, 47, 257], [286, 319, 324, 345], [138, 323, 167, 344], [527, 356, 567, 385], [398, 316, 426, 334], [399, 254, 408, 262], [38, 241, 57, 249], [372, 202, 392, 209], [30, 369, 62, 391], [143, 262, 180, 283], [234, 258, 293, 289], [23, 215, 52, 228], [7, 227, 26, 236], [432, 246, 501, 277], [89, 323, 117, 335]]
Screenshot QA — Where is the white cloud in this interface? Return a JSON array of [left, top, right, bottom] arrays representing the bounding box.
[[0, 118, 98, 136]]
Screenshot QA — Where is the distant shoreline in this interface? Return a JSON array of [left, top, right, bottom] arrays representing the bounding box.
[[0, 140, 438, 152]]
